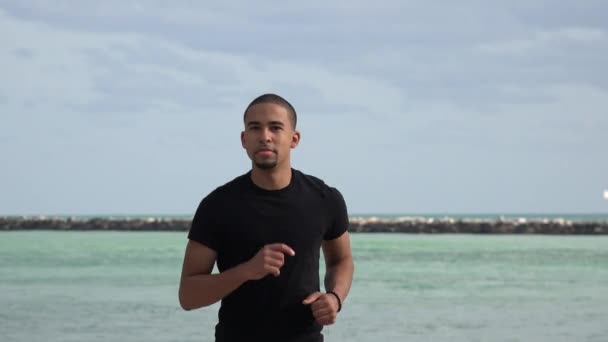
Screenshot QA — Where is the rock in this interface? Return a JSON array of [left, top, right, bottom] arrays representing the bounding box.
[[0, 216, 607, 234]]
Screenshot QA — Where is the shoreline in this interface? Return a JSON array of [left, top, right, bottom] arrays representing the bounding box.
[[1, 216, 607, 234]]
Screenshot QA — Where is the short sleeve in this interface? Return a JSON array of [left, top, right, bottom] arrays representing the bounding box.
[[324, 187, 349, 240], [188, 194, 222, 252]]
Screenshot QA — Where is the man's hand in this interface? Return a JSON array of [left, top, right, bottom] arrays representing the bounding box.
[[243, 243, 295, 280], [302, 292, 340, 325]]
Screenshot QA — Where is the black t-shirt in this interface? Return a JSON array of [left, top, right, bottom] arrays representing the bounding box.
[[188, 169, 349, 342]]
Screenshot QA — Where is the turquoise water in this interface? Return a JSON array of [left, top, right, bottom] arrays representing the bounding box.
[[1, 232, 607, 341]]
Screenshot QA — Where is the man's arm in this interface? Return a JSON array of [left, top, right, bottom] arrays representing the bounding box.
[[303, 231, 354, 325], [178, 240, 246, 310], [178, 240, 295, 311], [322, 231, 354, 305]]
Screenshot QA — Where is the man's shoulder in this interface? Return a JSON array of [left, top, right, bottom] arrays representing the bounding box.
[[202, 172, 250, 202], [293, 169, 342, 198]]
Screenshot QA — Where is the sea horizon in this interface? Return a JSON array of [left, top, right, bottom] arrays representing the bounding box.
[[2, 212, 608, 222]]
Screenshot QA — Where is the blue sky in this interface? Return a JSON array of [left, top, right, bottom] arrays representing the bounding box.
[[1, 1, 607, 216]]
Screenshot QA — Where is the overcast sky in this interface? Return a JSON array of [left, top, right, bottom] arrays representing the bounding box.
[[1, 1, 607, 216]]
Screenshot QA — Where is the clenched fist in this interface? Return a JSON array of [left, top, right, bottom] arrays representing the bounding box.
[[243, 243, 295, 280], [302, 292, 341, 326]]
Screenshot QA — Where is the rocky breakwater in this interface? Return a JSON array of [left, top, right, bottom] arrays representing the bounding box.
[[1, 216, 607, 234], [348, 216, 608, 234], [0, 216, 191, 231]]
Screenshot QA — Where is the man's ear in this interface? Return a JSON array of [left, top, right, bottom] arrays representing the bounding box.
[[291, 131, 301, 148], [240, 131, 246, 148]]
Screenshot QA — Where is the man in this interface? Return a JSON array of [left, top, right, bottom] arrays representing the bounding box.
[[178, 93, 354, 342]]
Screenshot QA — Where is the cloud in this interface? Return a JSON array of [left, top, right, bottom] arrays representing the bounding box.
[[477, 27, 607, 55], [1, 2, 607, 214], [0, 6, 407, 119]]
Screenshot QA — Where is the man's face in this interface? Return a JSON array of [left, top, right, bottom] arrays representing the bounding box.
[[241, 102, 300, 170]]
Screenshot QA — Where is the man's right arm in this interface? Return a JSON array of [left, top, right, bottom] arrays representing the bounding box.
[[178, 240, 295, 311], [178, 240, 249, 310]]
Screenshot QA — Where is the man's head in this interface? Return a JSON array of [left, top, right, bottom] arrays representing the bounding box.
[[243, 93, 297, 129], [241, 94, 300, 170]]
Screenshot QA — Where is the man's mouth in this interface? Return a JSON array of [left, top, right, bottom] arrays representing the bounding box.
[[256, 148, 275, 156]]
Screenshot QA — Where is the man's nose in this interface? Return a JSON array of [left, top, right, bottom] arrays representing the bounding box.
[[259, 128, 272, 142]]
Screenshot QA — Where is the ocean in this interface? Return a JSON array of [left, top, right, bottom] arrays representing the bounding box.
[[1, 231, 607, 342]]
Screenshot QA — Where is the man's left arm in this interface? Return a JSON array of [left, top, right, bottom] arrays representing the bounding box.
[[323, 232, 354, 307], [303, 232, 354, 325]]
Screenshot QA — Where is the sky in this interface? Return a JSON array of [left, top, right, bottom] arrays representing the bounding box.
[[1, 1, 607, 216]]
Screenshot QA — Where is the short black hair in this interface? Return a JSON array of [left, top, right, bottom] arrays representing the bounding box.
[[243, 93, 297, 129]]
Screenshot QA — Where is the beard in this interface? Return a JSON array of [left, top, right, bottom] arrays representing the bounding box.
[[253, 152, 278, 169], [255, 160, 277, 169]]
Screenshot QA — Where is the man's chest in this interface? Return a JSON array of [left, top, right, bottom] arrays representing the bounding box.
[[219, 194, 330, 254]]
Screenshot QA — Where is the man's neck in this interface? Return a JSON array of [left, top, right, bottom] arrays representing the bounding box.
[[250, 165, 292, 190]]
